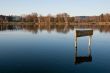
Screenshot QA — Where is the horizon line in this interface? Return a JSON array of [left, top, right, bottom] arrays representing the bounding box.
[[0, 12, 109, 17]]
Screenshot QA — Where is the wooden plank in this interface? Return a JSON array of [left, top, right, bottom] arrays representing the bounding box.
[[75, 30, 93, 37]]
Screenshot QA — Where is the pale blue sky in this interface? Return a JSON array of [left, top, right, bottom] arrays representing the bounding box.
[[0, 0, 110, 16]]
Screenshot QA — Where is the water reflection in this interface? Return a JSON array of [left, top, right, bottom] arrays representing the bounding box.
[[0, 23, 110, 33], [74, 30, 93, 64], [0, 23, 110, 73]]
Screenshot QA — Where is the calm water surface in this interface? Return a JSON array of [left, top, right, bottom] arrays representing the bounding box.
[[0, 25, 110, 73]]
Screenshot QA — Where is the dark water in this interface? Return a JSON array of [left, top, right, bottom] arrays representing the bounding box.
[[0, 24, 110, 73]]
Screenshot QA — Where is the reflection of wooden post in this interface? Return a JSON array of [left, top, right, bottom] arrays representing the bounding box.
[[74, 46, 77, 63]]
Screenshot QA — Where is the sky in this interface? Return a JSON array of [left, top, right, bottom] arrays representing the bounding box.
[[0, 0, 110, 16]]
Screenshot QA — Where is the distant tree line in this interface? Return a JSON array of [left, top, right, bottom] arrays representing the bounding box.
[[0, 15, 22, 23], [0, 13, 110, 23], [74, 13, 110, 23], [21, 13, 75, 23]]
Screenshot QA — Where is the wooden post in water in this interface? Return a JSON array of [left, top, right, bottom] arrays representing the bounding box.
[[74, 30, 93, 48], [74, 30, 77, 48], [89, 35, 92, 48], [74, 29, 93, 64], [88, 35, 92, 56]]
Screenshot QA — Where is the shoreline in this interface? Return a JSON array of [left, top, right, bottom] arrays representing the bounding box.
[[0, 22, 110, 26]]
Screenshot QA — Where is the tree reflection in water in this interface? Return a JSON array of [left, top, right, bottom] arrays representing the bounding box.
[[0, 23, 110, 33]]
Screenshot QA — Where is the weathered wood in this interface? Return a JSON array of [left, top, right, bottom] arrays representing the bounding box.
[[75, 30, 93, 37]]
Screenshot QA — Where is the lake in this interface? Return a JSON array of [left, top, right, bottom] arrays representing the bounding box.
[[0, 24, 110, 73]]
